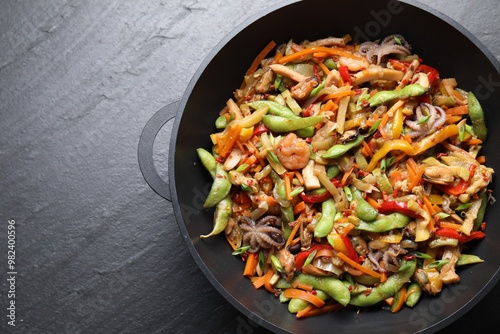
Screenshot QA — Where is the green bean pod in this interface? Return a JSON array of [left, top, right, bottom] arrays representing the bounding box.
[[197, 147, 217, 178], [473, 191, 488, 230], [468, 91, 487, 141], [294, 274, 351, 306], [322, 135, 364, 159], [200, 195, 232, 238], [203, 163, 232, 208], [262, 115, 324, 133], [351, 187, 378, 221], [249, 100, 314, 137], [368, 84, 427, 107], [249, 100, 296, 118], [354, 212, 411, 232], [314, 198, 336, 238], [349, 258, 417, 307], [342, 280, 369, 295], [404, 282, 422, 307], [288, 290, 329, 313], [456, 254, 484, 266]]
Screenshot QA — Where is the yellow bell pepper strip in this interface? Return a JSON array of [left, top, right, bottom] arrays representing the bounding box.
[[366, 139, 415, 172], [412, 124, 458, 155], [392, 108, 404, 139], [232, 105, 269, 128]]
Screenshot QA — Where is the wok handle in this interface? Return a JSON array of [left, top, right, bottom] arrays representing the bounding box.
[[138, 101, 179, 201]]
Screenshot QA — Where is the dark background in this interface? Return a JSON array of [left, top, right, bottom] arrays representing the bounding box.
[[1, 0, 499, 333]]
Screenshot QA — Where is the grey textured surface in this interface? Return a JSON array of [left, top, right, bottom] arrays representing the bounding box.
[[0, 0, 499, 333]]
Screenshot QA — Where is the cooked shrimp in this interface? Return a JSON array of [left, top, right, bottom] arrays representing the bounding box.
[[275, 133, 311, 170]]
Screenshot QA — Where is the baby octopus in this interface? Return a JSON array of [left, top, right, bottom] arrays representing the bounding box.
[[405, 103, 447, 139], [275, 133, 311, 170], [239, 215, 285, 253]]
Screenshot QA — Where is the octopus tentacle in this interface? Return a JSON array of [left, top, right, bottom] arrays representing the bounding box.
[[239, 215, 285, 253]]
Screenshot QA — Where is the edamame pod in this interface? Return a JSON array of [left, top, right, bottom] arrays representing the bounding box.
[[349, 258, 416, 307], [404, 282, 422, 307], [197, 147, 216, 178], [354, 212, 411, 232], [249, 100, 314, 138], [249, 100, 296, 118], [295, 274, 350, 306], [468, 91, 487, 141], [262, 115, 324, 133], [203, 163, 232, 208], [200, 195, 232, 238], [351, 187, 378, 221], [322, 135, 364, 159], [368, 84, 427, 107], [314, 198, 336, 238]]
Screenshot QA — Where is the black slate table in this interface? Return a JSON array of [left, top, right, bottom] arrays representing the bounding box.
[[1, 0, 499, 333]]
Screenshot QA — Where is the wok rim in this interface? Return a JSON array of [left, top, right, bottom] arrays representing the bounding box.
[[168, 1, 500, 333]]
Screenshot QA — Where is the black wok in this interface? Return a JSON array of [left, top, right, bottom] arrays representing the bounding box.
[[152, 0, 500, 332]]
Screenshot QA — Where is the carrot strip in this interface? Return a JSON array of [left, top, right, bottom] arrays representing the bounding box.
[[361, 140, 374, 157], [296, 305, 315, 319], [243, 253, 259, 277], [477, 155, 486, 164], [245, 40, 277, 76], [390, 285, 407, 313], [296, 302, 343, 318], [284, 172, 293, 201], [340, 167, 354, 186], [337, 251, 382, 279], [279, 46, 364, 64], [317, 60, 330, 75], [422, 193, 436, 216], [293, 201, 306, 215], [323, 89, 355, 100], [408, 164, 425, 191], [439, 221, 462, 230], [283, 289, 326, 308], [340, 222, 355, 236], [366, 197, 382, 210], [219, 124, 242, 159], [286, 219, 302, 247], [294, 170, 304, 185], [320, 99, 336, 113], [380, 271, 388, 283], [252, 269, 274, 290], [467, 138, 483, 146], [445, 105, 469, 115]]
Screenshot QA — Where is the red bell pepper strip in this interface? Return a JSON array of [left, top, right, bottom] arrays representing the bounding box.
[[340, 234, 360, 263], [416, 64, 440, 86], [295, 244, 333, 271], [300, 178, 341, 203], [459, 231, 486, 243], [253, 124, 269, 137], [338, 65, 352, 85], [440, 164, 476, 196], [435, 228, 486, 243], [300, 190, 332, 204], [378, 201, 418, 218]]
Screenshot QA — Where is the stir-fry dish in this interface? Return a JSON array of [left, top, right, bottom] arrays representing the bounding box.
[[197, 34, 494, 317]]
